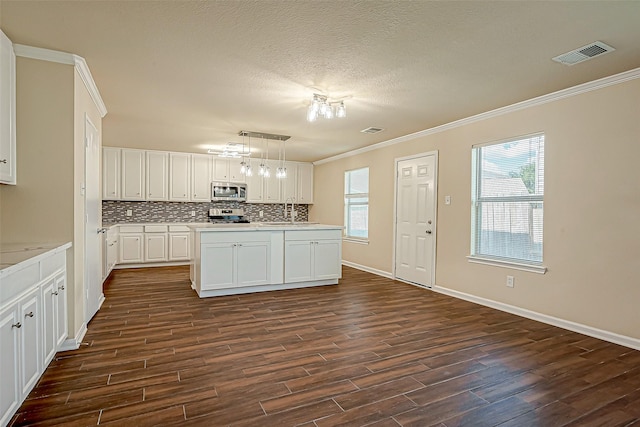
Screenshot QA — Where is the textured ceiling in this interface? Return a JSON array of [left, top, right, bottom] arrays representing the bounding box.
[[2, 1, 640, 162]]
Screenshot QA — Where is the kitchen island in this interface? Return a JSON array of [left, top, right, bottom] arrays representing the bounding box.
[[189, 223, 343, 298]]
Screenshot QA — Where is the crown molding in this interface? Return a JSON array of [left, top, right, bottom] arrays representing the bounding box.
[[13, 44, 107, 118], [314, 67, 640, 166]]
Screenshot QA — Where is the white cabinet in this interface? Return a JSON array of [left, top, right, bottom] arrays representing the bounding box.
[[284, 229, 341, 283], [102, 147, 121, 200], [169, 152, 191, 201], [145, 228, 168, 262], [103, 226, 119, 279], [0, 303, 20, 426], [245, 166, 265, 203], [121, 149, 146, 200], [146, 151, 169, 201], [0, 30, 16, 185], [119, 226, 144, 263], [213, 157, 246, 183], [0, 245, 69, 427], [199, 232, 271, 291], [264, 160, 282, 203], [191, 154, 212, 202], [282, 161, 297, 202], [169, 225, 190, 261], [297, 163, 314, 204]]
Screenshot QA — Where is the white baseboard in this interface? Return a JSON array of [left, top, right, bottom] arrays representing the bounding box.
[[342, 260, 393, 279], [59, 322, 87, 351], [341, 261, 640, 351], [433, 285, 640, 351]]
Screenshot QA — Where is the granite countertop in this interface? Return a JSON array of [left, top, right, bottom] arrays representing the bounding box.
[[0, 242, 72, 277], [188, 223, 343, 232]]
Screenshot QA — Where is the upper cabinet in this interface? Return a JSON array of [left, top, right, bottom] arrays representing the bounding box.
[[191, 154, 212, 202], [297, 163, 314, 204], [0, 30, 16, 185], [145, 151, 168, 201], [169, 152, 190, 201], [102, 147, 313, 204], [121, 149, 146, 200], [102, 147, 121, 200]]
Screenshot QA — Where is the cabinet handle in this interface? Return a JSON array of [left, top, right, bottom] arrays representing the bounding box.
[[0, 159, 6, 164], [53, 291, 59, 296], [12, 322, 22, 329], [59, 285, 65, 290], [237, 243, 242, 247], [25, 312, 34, 318]]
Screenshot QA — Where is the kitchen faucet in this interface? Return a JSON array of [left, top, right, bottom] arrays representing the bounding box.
[[284, 197, 296, 223]]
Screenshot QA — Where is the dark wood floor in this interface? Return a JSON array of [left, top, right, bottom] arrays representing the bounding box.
[[10, 266, 640, 426]]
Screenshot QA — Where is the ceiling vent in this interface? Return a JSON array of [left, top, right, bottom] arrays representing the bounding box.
[[552, 41, 615, 66], [361, 127, 385, 134]]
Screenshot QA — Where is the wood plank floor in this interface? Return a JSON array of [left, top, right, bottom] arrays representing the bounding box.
[[10, 266, 640, 426]]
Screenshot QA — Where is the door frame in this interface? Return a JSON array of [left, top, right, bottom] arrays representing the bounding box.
[[392, 150, 439, 288]]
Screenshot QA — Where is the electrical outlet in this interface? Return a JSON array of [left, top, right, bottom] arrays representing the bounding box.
[[126, 209, 132, 217], [191, 211, 196, 217], [506, 275, 515, 288], [445, 195, 451, 205], [259, 210, 264, 218]]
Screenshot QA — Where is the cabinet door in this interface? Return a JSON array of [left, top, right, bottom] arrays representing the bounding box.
[[245, 169, 264, 203], [106, 233, 118, 272], [0, 30, 16, 185], [191, 154, 212, 202], [169, 153, 191, 201], [228, 158, 246, 183], [146, 151, 169, 200], [236, 242, 270, 286], [284, 240, 313, 283], [0, 304, 20, 426], [297, 163, 314, 204], [40, 278, 57, 367], [281, 161, 297, 202], [313, 240, 342, 280], [264, 160, 282, 203], [121, 149, 145, 200], [119, 234, 144, 263], [102, 147, 121, 200], [201, 243, 235, 290], [19, 290, 41, 397], [54, 274, 68, 348], [145, 233, 168, 262], [169, 233, 190, 261], [212, 158, 229, 181]]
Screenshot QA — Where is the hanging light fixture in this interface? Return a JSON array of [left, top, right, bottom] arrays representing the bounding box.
[[240, 133, 252, 176], [306, 93, 347, 122], [263, 138, 271, 178], [276, 139, 287, 179]]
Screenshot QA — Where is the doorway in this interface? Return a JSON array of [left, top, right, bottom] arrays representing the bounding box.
[[394, 152, 438, 287]]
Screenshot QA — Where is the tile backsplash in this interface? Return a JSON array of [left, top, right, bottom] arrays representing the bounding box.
[[102, 201, 308, 224]]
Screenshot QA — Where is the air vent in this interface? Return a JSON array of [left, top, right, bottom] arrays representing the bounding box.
[[552, 41, 615, 66], [361, 127, 385, 134]]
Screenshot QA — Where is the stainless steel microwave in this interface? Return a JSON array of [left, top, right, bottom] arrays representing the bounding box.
[[211, 182, 247, 202]]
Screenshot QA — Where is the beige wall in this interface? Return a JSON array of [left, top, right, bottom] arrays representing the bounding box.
[[0, 57, 101, 342], [312, 77, 640, 340]]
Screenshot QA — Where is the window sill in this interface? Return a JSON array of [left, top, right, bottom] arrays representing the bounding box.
[[343, 237, 369, 245], [467, 255, 547, 274]]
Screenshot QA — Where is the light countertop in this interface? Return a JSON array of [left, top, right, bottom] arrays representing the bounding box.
[[188, 223, 344, 232], [0, 242, 72, 277]]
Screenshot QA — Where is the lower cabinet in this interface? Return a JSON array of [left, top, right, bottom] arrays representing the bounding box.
[[145, 232, 168, 262], [103, 227, 119, 279], [119, 232, 144, 263], [169, 232, 190, 261], [0, 245, 69, 427], [201, 236, 271, 291], [117, 224, 192, 266], [284, 229, 342, 283]]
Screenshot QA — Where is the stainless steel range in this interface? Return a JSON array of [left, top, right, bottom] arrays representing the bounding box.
[[208, 208, 250, 224]]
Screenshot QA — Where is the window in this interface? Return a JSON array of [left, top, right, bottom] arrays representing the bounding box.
[[471, 134, 545, 267], [344, 167, 369, 239]]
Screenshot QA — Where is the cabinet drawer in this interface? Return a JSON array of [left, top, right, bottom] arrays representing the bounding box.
[[40, 251, 65, 279], [145, 225, 168, 233], [119, 225, 144, 233], [200, 231, 274, 244], [285, 229, 342, 241], [0, 263, 40, 303], [169, 225, 190, 232]]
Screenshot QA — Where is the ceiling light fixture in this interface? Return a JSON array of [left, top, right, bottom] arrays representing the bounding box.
[[307, 94, 346, 122]]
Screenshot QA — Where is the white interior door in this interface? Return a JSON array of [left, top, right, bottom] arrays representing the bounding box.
[[394, 154, 437, 287], [85, 115, 103, 323]]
